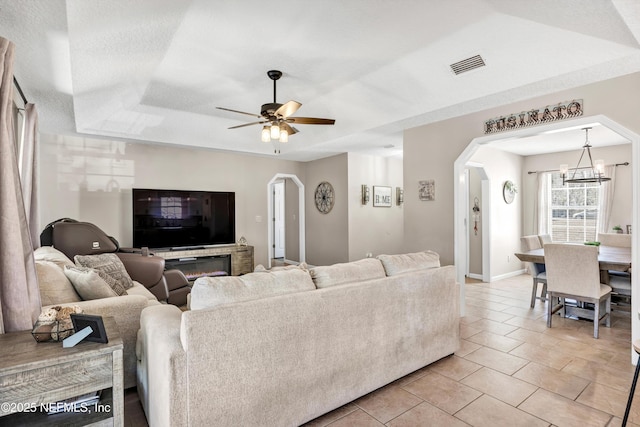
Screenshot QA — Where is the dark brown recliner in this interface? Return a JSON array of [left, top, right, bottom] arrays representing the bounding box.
[[41, 220, 191, 305]]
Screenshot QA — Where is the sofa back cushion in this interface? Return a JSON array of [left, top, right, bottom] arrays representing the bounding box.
[[190, 268, 315, 310], [377, 250, 440, 276], [35, 260, 82, 306], [74, 253, 135, 290], [34, 246, 75, 269], [309, 258, 386, 289]]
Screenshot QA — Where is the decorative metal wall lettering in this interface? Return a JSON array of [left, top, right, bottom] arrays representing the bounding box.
[[484, 99, 583, 134]]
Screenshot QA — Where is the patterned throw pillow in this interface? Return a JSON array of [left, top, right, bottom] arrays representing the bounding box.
[[64, 266, 127, 300], [74, 253, 134, 290]]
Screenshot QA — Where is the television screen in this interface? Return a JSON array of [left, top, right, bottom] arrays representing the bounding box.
[[132, 188, 235, 249]]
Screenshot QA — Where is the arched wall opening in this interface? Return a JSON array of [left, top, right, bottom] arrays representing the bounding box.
[[267, 173, 306, 268]]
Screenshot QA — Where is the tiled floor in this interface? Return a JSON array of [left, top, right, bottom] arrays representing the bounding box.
[[125, 274, 639, 426]]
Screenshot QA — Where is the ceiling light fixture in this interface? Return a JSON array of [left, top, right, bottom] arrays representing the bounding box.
[[560, 127, 611, 185]]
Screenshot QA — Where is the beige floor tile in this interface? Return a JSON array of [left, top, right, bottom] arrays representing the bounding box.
[[463, 346, 529, 375], [504, 315, 549, 332], [428, 355, 483, 381], [607, 416, 640, 427], [561, 357, 634, 393], [390, 365, 431, 387], [506, 328, 562, 348], [464, 306, 515, 323], [455, 394, 549, 427], [326, 408, 385, 427], [461, 367, 537, 406], [460, 314, 483, 325], [302, 403, 359, 427], [401, 372, 482, 414], [576, 382, 640, 422], [513, 361, 589, 400], [386, 402, 470, 427], [466, 330, 523, 352], [460, 324, 483, 339], [465, 298, 512, 312], [455, 339, 482, 357], [354, 386, 422, 424], [508, 342, 575, 370], [519, 388, 612, 427], [502, 306, 548, 321], [467, 318, 519, 336]]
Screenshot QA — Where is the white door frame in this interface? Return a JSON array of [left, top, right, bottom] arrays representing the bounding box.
[[273, 180, 285, 258], [454, 114, 639, 360], [465, 163, 490, 283], [268, 173, 305, 268]]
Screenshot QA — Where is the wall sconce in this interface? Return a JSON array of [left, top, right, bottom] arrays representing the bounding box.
[[396, 187, 404, 205], [361, 185, 370, 205]]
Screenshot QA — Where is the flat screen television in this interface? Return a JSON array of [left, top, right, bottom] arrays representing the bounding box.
[[132, 188, 235, 249]]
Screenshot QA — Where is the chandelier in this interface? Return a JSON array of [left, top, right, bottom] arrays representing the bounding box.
[[559, 127, 611, 185]]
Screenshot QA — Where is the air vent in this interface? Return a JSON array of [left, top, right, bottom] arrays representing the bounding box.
[[450, 55, 486, 75]]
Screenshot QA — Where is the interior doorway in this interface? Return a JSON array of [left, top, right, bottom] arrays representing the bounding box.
[[267, 173, 306, 268], [454, 114, 639, 359], [273, 180, 285, 259], [465, 164, 490, 283]]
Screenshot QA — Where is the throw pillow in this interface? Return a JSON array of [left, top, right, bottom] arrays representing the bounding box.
[[74, 253, 134, 290], [376, 250, 441, 276], [64, 265, 126, 300], [35, 260, 82, 305], [190, 268, 315, 310], [34, 246, 75, 269], [309, 258, 386, 289]]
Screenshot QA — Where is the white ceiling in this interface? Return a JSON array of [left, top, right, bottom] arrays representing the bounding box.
[[1, 0, 640, 161]]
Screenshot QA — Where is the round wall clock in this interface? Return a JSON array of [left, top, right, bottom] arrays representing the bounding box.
[[503, 180, 517, 204], [314, 181, 335, 214]]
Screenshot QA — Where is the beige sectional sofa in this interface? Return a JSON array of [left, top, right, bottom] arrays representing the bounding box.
[[136, 251, 459, 426], [34, 246, 161, 389]]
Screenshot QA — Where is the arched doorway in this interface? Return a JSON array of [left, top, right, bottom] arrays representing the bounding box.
[[454, 114, 639, 360], [267, 173, 306, 268]]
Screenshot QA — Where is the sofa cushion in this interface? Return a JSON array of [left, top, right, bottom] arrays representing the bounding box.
[[190, 268, 315, 310], [309, 258, 386, 289], [126, 281, 160, 301], [377, 250, 440, 276], [35, 260, 82, 305], [34, 246, 75, 269], [254, 262, 308, 272], [64, 265, 124, 300], [74, 253, 135, 290]]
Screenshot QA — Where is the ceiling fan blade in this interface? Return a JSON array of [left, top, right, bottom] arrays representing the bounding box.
[[216, 106, 263, 119], [228, 120, 267, 129], [274, 101, 302, 118], [286, 117, 335, 125], [281, 123, 299, 135]]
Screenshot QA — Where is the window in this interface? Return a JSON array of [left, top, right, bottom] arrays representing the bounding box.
[[547, 171, 601, 243]]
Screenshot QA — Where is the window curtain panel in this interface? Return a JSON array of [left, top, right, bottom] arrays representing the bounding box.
[[0, 37, 41, 333], [598, 164, 617, 234], [536, 172, 551, 235], [20, 103, 39, 249]]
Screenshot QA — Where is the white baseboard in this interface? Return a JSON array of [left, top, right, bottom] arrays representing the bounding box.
[[467, 273, 484, 281], [491, 269, 526, 282]]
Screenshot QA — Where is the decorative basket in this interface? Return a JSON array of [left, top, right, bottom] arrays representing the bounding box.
[[31, 320, 74, 342]]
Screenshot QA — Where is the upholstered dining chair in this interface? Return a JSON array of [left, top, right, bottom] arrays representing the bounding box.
[[538, 234, 552, 246], [521, 235, 547, 308], [544, 243, 612, 339], [598, 232, 632, 298]]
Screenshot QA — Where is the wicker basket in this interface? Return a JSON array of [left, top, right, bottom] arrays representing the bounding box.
[[31, 320, 74, 342]]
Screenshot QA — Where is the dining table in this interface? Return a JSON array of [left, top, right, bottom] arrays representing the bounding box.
[[514, 244, 632, 283]]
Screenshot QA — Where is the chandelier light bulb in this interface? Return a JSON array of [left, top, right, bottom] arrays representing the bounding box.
[[279, 129, 288, 143]]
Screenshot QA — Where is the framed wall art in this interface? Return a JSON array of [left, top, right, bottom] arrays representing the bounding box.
[[419, 180, 435, 201], [373, 186, 392, 207]]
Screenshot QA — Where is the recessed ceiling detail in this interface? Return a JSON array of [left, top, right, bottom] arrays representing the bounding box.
[[450, 55, 486, 75]]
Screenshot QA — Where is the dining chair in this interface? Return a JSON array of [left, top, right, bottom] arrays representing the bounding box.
[[520, 235, 547, 308], [544, 243, 612, 339], [538, 234, 552, 246], [598, 232, 631, 248], [598, 232, 632, 296]]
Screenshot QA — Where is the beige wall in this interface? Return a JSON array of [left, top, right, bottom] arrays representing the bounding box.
[[304, 154, 349, 266], [38, 134, 305, 267], [403, 72, 640, 268], [347, 153, 404, 260], [284, 178, 300, 262]]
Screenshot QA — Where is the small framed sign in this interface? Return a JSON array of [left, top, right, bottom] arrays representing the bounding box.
[[373, 186, 392, 207], [70, 314, 108, 343]]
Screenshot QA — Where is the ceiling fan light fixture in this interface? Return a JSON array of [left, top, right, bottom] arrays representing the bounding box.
[[261, 126, 271, 142], [279, 129, 288, 143], [270, 124, 280, 140]]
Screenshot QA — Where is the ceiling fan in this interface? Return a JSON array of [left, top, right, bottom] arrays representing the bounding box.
[[216, 70, 335, 143]]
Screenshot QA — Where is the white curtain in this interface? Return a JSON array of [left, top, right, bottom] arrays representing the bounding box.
[[537, 172, 551, 235], [598, 164, 616, 234], [0, 37, 41, 333], [20, 103, 39, 249]]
